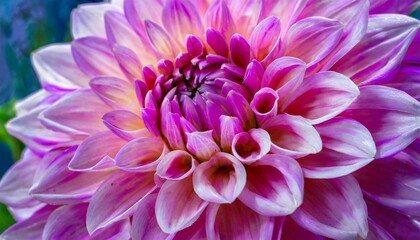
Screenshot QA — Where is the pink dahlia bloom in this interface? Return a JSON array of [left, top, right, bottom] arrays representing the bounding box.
[[1, 0, 420, 239]]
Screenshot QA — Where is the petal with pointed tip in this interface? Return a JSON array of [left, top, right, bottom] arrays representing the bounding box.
[[156, 150, 198, 180], [186, 131, 220, 161]]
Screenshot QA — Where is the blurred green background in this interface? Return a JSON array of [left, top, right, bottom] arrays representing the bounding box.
[[0, 0, 102, 232], [0, 0, 419, 234]]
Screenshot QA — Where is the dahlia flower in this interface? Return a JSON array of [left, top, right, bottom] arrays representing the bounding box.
[[1, 0, 420, 239]]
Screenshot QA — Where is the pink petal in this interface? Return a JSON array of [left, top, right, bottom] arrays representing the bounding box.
[[366, 199, 420, 240], [239, 154, 304, 216], [232, 128, 271, 164], [145, 20, 178, 59], [250, 87, 279, 124], [332, 14, 420, 84], [226, 90, 255, 129], [285, 17, 343, 68], [155, 176, 208, 233], [115, 137, 166, 172], [30, 147, 111, 204], [226, 0, 263, 37], [172, 211, 207, 240], [264, 0, 308, 34], [113, 45, 143, 81], [71, 37, 125, 78], [206, 28, 229, 57], [282, 71, 360, 124], [0, 150, 41, 208], [0, 206, 57, 240], [243, 60, 264, 94], [162, 0, 203, 45], [102, 110, 149, 141], [299, 0, 369, 70], [292, 176, 368, 239], [262, 114, 322, 158], [384, 65, 420, 101], [354, 155, 420, 217], [204, 0, 236, 38], [71, 3, 119, 39], [193, 152, 246, 203], [124, 0, 164, 38], [156, 150, 198, 180], [220, 115, 244, 152], [249, 16, 282, 64], [89, 76, 139, 111], [299, 118, 376, 178], [132, 193, 172, 240], [341, 85, 420, 158], [206, 200, 274, 240], [229, 34, 251, 69], [186, 130, 220, 161], [86, 170, 156, 234], [69, 131, 126, 171], [32, 44, 89, 91], [39, 89, 111, 135]]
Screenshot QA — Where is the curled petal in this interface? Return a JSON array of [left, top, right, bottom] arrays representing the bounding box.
[[239, 154, 304, 216], [87, 171, 156, 234], [115, 137, 166, 172], [299, 118, 376, 179], [32, 44, 89, 91], [332, 14, 420, 84], [206, 200, 274, 240], [156, 176, 208, 233], [156, 150, 198, 180], [220, 115, 244, 152], [186, 131, 220, 161], [69, 131, 126, 171], [232, 128, 271, 164], [292, 176, 368, 239], [341, 85, 420, 158], [226, 91, 255, 129], [193, 152, 246, 203], [282, 71, 360, 124], [262, 114, 322, 158], [250, 87, 279, 124]]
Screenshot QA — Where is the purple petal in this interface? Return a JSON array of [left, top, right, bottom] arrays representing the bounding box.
[[204, 0, 236, 38], [332, 14, 420, 84], [115, 137, 166, 172], [341, 85, 420, 158], [239, 154, 304, 216], [220, 115, 244, 152], [39, 89, 111, 135], [281, 217, 325, 240], [0, 150, 41, 208], [299, 118, 376, 178], [249, 16, 282, 64], [113, 45, 143, 81], [226, 91, 255, 129], [156, 150, 198, 180], [229, 34, 251, 69], [282, 71, 360, 124], [264, 0, 308, 34], [156, 176, 208, 233], [193, 152, 246, 203], [206, 28, 229, 57], [250, 87, 279, 124], [145, 20, 178, 60], [285, 17, 343, 68], [384, 65, 420, 101], [206, 200, 274, 240], [71, 3, 118, 39], [243, 60, 264, 94], [30, 147, 111, 204], [103, 110, 149, 141], [69, 131, 126, 171], [123, 0, 164, 38], [86, 170, 156, 234], [232, 128, 271, 164], [292, 176, 368, 239], [369, 0, 420, 15], [32, 44, 89, 91], [226, 0, 263, 37], [186, 130, 220, 161], [262, 114, 322, 158], [363, 219, 394, 240], [71, 37, 124, 78]]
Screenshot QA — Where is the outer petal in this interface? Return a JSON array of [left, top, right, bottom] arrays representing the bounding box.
[[39, 89, 111, 135], [354, 155, 420, 217], [0, 206, 57, 240], [384, 65, 420, 101], [86, 170, 156, 234], [341, 85, 420, 158], [264, 0, 308, 34], [369, 0, 420, 15], [69, 131, 126, 171], [281, 218, 325, 240], [102, 110, 148, 141], [155, 176, 208, 233], [124, 0, 164, 38], [292, 176, 368, 239], [239, 154, 304, 216], [299, 0, 370, 70], [0, 150, 41, 208], [262, 114, 322, 158], [299, 118, 376, 178], [32, 44, 89, 91], [364, 219, 394, 240], [132, 194, 172, 240], [204, 0, 236, 38], [71, 3, 119, 39], [30, 147, 111, 204], [285, 17, 343, 69], [332, 14, 420, 85], [282, 71, 360, 124], [206, 200, 274, 240], [193, 152, 246, 203], [226, 0, 263, 37]]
